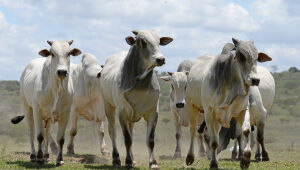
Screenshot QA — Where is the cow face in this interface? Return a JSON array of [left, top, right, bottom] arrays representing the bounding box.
[[232, 38, 272, 86], [126, 30, 173, 68], [39, 40, 81, 79], [161, 71, 189, 108]]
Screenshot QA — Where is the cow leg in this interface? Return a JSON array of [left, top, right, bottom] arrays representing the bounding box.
[[257, 120, 269, 161], [105, 103, 120, 167], [119, 112, 134, 168], [55, 111, 69, 166], [49, 134, 58, 155], [145, 112, 159, 169], [128, 122, 136, 165], [236, 112, 252, 169], [95, 121, 110, 156], [231, 139, 238, 160], [197, 133, 206, 157], [255, 138, 261, 161], [24, 106, 36, 162], [237, 135, 243, 160], [185, 103, 198, 165], [172, 109, 182, 159], [43, 122, 51, 162], [67, 107, 78, 155], [205, 109, 221, 169], [32, 105, 44, 165]]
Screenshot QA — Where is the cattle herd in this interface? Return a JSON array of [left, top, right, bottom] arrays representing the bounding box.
[[11, 30, 275, 169]]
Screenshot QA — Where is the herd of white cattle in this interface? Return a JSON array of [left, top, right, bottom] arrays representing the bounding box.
[[12, 30, 275, 169]]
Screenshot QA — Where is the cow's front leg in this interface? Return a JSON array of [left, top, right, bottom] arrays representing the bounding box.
[[33, 105, 44, 165], [119, 113, 134, 168], [105, 103, 120, 167], [205, 109, 221, 169], [185, 103, 199, 165], [172, 109, 182, 159], [24, 108, 36, 162], [67, 107, 78, 155], [197, 133, 206, 157], [145, 112, 158, 169], [95, 121, 110, 156], [231, 139, 238, 160], [43, 121, 52, 162], [56, 111, 69, 166]]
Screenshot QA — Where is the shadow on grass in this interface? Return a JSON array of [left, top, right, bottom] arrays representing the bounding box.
[[6, 161, 56, 169], [84, 164, 141, 169], [219, 158, 261, 163], [66, 153, 109, 164]]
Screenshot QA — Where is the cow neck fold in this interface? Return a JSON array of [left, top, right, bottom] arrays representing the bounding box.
[[120, 45, 150, 92], [210, 52, 248, 107]]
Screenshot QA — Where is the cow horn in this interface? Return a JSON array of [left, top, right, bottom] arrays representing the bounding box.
[[68, 40, 74, 45], [132, 30, 138, 35], [232, 38, 240, 46], [47, 40, 53, 46]]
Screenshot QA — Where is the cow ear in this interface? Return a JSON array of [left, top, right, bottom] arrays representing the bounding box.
[[168, 72, 173, 76], [39, 49, 51, 57], [47, 40, 53, 46], [232, 38, 240, 46], [96, 72, 101, 79], [67, 40, 73, 45], [160, 76, 171, 81], [125, 36, 135, 46], [160, 37, 173, 46], [258, 52, 272, 62], [132, 30, 139, 35], [70, 48, 82, 56]]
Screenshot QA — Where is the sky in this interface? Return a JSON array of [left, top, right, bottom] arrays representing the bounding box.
[[0, 0, 300, 80]]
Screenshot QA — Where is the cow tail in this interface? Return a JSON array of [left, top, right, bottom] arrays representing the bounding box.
[[11, 115, 25, 124]]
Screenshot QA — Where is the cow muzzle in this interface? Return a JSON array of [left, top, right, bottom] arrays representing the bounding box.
[[57, 69, 68, 79], [176, 103, 184, 108], [251, 78, 260, 86], [156, 57, 165, 66]]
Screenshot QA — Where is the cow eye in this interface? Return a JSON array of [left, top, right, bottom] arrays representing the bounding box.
[[238, 52, 246, 63], [141, 39, 147, 48]]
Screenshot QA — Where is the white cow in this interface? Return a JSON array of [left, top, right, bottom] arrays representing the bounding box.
[[66, 53, 110, 156], [203, 66, 275, 165], [100, 30, 172, 169], [185, 39, 272, 169], [160, 60, 206, 159], [18, 40, 81, 166]]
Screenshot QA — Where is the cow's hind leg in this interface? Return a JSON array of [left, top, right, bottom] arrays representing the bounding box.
[[55, 111, 69, 166], [231, 139, 238, 160], [67, 107, 78, 155], [197, 133, 206, 157], [255, 139, 261, 161], [119, 113, 134, 168], [24, 105, 36, 162], [43, 122, 52, 162], [95, 121, 110, 156], [145, 112, 159, 169], [105, 102, 120, 166], [257, 120, 269, 161]]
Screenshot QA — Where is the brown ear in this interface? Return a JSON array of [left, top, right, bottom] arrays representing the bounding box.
[[70, 48, 82, 56], [125, 36, 135, 45], [96, 72, 101, 79], [258, 52, 272, 62], [39, 49, 51, 57], [168, 72, 173, 76], [160, 37, 173, 46]]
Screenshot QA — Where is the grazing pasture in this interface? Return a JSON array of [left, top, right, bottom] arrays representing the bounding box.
[[0, 70, 300, 169]]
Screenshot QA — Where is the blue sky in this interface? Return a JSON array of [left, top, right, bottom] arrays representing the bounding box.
[[0, 0, 300, 80]]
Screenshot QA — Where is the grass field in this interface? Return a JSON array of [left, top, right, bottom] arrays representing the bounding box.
[[0, 71, 300, 169]]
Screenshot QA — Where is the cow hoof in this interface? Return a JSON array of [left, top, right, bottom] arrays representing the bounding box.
[[262, 151, 269, 161], [101, 149, 110, 157], [50, 143, 58, 155], [149, 160, 159, 170], [36, 159, 44, 165], [210, 160, 218, 169], [255, 153, 261, 161], [125, 157, 134, 169], [185, 153, 194, 166], [231, 151, 237, 160], [67, 145, 75, 155], [30, 154, 36, 162], [173, 152, 182, 159], [56, 161, 64, 167], [240, 151, 251, 169], [112, 157, 121, 167], [43, 153, 49, 162]]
